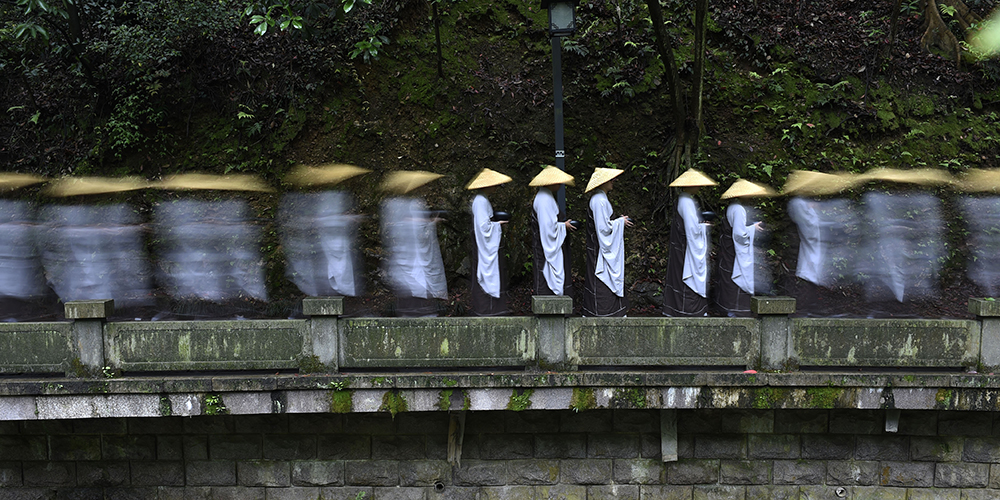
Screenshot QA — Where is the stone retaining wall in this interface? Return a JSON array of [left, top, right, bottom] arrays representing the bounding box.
[[1, 409, 998, 499]]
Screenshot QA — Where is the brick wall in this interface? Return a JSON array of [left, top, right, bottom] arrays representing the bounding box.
[[0, 409, 998, 499]]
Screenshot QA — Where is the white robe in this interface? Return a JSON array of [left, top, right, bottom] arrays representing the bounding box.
[[727, 202, 757, 294], [533, 188, 568, 295], [280, 191, 359, 297], [788, 197, 823, 285], [590, 190, 626, 297], [679, 193, 709, 298], [472, 194, 502, 298], [382, 197, 448, 300], [315, 193, 357, 296]]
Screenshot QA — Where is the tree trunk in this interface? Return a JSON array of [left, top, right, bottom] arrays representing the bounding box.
[[644, 0, 686, 176], [920, 0, 962, 67], [433, 2, 444, 79], [692, 0, 708, 141], [884, 0, 903, 64]]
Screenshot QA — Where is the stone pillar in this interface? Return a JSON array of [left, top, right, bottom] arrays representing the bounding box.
[[532, 295, 572, 370], [302, 297, 343, 373], [65, 299, 113, 377], [970, 298, 1000, 371], [752, 296, 796, 371]]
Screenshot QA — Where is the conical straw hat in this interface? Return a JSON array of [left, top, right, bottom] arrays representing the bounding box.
[[152, 173, 274, 192], [585, 168, 624, 193], [0, 173, 47, 192], [286, 163, 370, 188], [859, 168, 952, 186], [956, 168, 1000, 192], [381, 170, 444, 194], [721, 179, 777, 199], [781, 170, 859, 196], [43, 176, 149, 197], [529, 166, 575, 187], [465, 168, 513, 190], [668, 169, 717, 188]]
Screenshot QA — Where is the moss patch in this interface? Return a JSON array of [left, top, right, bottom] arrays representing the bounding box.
[[506, 389, 534, 412], [804, 387, 842, 409], [752, 387, 790, 409], [438, 389, 454, 411], [380, 390, 408, 418], [935, 389, 954, 409], [619, 388, 647, 409], [298, 355, 326, 374], [330, 390, 353, 414], [570, 388, 597, 412]]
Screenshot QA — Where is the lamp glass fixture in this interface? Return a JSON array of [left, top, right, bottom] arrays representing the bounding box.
[[548, 1, 576, 36]]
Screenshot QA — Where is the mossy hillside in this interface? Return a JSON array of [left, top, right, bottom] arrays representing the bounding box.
[[9, 0, 1000, 297]]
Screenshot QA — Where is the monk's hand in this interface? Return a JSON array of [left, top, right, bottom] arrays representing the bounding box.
[[753, 221, 763, 231], [622, 216, 634, 227], [565, 220, 577, 231]]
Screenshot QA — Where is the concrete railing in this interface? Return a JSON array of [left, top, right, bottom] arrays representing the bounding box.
[[2, 296, 999, 377]]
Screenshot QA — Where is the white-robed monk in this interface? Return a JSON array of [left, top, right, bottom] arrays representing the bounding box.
[[380, 170, 448, 317], [280, 163, 370, 298], [787, 196, 823, 285], [530, 166, 576, 296], [782, 170, 864, 313], [466, 168, 512, 316], [582, 167, 633, 317], [662, 169, 717, 317], [715, 179, 774, 317]]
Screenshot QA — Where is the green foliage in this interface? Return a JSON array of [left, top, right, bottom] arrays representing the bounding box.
[[506, 389, 534, 411], [244, 0, 388, 65], [437, 389, 454, 411], [323, 379, 353, 413], [621, 388, 646, 408], [244, 0, 372, 35], [350, 22, 389, 63], [569, 388, 596, 412], [203, 394, 229, 415]]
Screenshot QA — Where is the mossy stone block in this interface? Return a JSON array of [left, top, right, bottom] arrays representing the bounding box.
[[341, 317, 535, 368], [567, 318, 759, 367], [969, 298, 1000, 317], [792, 318, 979, 368], [0, 322, 74, 372], [302, 297, 345, 317], [64, 300, 114, 320], [751, 296, 796, 315], [532, 295, 573, 316], [105, 320, 307, 371]]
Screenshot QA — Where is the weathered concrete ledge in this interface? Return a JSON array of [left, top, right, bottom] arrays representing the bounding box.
[[567, 317, 759, 367], [105, 320, 308, 372], [1, 297, 997, 378], [792, 318, 980, 368], [0, 371, 998, 421]]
